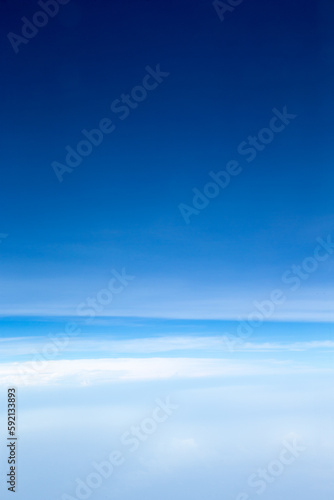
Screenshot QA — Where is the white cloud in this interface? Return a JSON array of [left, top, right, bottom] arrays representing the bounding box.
[[1, 356, 332, 387], [1, 335, 334, 359]]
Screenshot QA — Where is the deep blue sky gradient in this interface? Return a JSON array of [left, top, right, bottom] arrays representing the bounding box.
[[0, 0, 333, 324]]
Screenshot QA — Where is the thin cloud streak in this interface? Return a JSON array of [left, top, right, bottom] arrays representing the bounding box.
[[2, 357, 333, 387], [1, 336, 334, 359]]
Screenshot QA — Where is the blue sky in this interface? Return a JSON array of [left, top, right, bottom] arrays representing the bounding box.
[[0, 1, 334, 499], [0, 0, 333, 322]]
